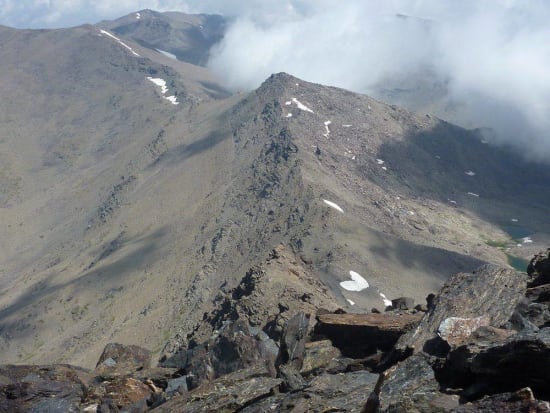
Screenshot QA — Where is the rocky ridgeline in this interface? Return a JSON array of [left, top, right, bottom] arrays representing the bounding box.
[[1, 249, 549, 412]]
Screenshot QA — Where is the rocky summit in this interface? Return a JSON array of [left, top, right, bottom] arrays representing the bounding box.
[[0, 8, 549, 413], [1, 250, 549, 412]]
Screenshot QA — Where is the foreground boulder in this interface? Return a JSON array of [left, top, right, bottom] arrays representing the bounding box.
[[0, 364, 93, 413], [314, 312, 422, 358], [527, 248, 550, 287], [95, 343, 152, 377], [393, 265, 527, 358]]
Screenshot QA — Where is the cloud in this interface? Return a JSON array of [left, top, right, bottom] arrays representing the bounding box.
[[206, 0, 550, 160], [0, 0, 548, 158]]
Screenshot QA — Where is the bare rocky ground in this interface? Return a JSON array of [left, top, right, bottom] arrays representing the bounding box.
[[0, 9, 549, 396]]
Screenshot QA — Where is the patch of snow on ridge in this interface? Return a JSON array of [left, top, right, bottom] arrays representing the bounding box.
[[147, 77, 179, 105], [340, 271, 369, 292], [157, 49, 177, 60], [380, 293, 392, 307], [99, 30, 140, 57], [136, 12, 141, 19], [467, 192, 480, 197], [164, 95, 179, 105], [323, 120, 331, 137], [522, 237, 533, 243], [285, 113, 293, 118], [346, 299, 355, 306], [322, 199, 344, 213], [376, 159, 385, 165], [291, 98, 314, 113], [465, 170, 476, 176]]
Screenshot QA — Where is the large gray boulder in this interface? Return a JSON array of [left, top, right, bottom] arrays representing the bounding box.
[[393, 265, 527, 358]]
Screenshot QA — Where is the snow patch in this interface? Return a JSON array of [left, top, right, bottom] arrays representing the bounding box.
[[285, 113, 293, 118], [522, 237, 533, 243], [340, 271, 369, 292], [511, 218, 519, 222], [284, 101, 292, 106], [346, 299, 355, 306], [465, 170, 476, 176], [291, 98, 314, 113], [99, 29, 140, 57], [467, 192, 480, 197], [342, 124, 352, 127], [323, 120, 331, 137], [448, 199, 457, 204], [136, 12, 141, 19], [381, 166, 388, 171], [322, 199, 344, 213], [156, 49, 177, 60], [380, 293, 392, 307], [147, 77, 179, 105], [376, 159, 385, 165]]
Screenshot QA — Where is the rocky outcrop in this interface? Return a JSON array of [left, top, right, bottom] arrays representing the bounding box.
[[2, 251, 550, 412], [528, 248, 550, 287], [314, 312, 422, 357], [393, 264, 526, 359]]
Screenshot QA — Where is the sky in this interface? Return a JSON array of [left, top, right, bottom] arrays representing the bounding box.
[[1, 0, 549, 159]]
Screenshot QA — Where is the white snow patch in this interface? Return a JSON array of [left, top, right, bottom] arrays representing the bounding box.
[[511, 218, 519, 222], [465, 170, 476, 176], [467, 192, 480, 197], [435, 155, 441, 159], [164, 95, 179, 105], [381, 166, 388, 171], [448, 199, 457, 204], [380, 293, 392, 307], [522, 237, 533, 243], [351, 155, 356, 160], [291, 98, 314, 113], [517, 243, 523, 247], [340, 271, 369, 292], [99, 30, 140, 57], [295, 83, 299, 86], [408, 211, 415, 216], [368, 105, 372, 110], [156, 49, 177, 60], [136, 12, 141, 19], [346, 299, 355, 306], [147, 77, 179, 105], [323, 199, 344, 213], [342, 124, 352, 128], [376, 159, 385, 165], [285, 113, 293, 118], [323, 120, 331, 137], [284, 100, 292, 106]]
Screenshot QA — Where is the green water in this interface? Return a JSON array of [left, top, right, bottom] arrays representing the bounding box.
[[506, 254, 529, 272]]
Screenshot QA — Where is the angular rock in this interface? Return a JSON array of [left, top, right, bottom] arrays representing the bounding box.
[[437, 316, 490, 347], [375, 353, 460, 413], [278, 364, 306, 392], [280, 371, 379, 412], [87, 377, 153, 412], [300, 339, 342, 375], [441, 327, 550, 400], [452, 389, 550, 412], [182, 319, 278, 389], [165, 376, 188, 396], [95, 343, 152, 377], [314, 312, 422, 357], [0, 364, 92, 413], [392, 297, 415, 310], [527, 248, 550, 287], [394, 265, 527, 358], [151, 366, 282, 412], [276, 312, 309, 369]]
